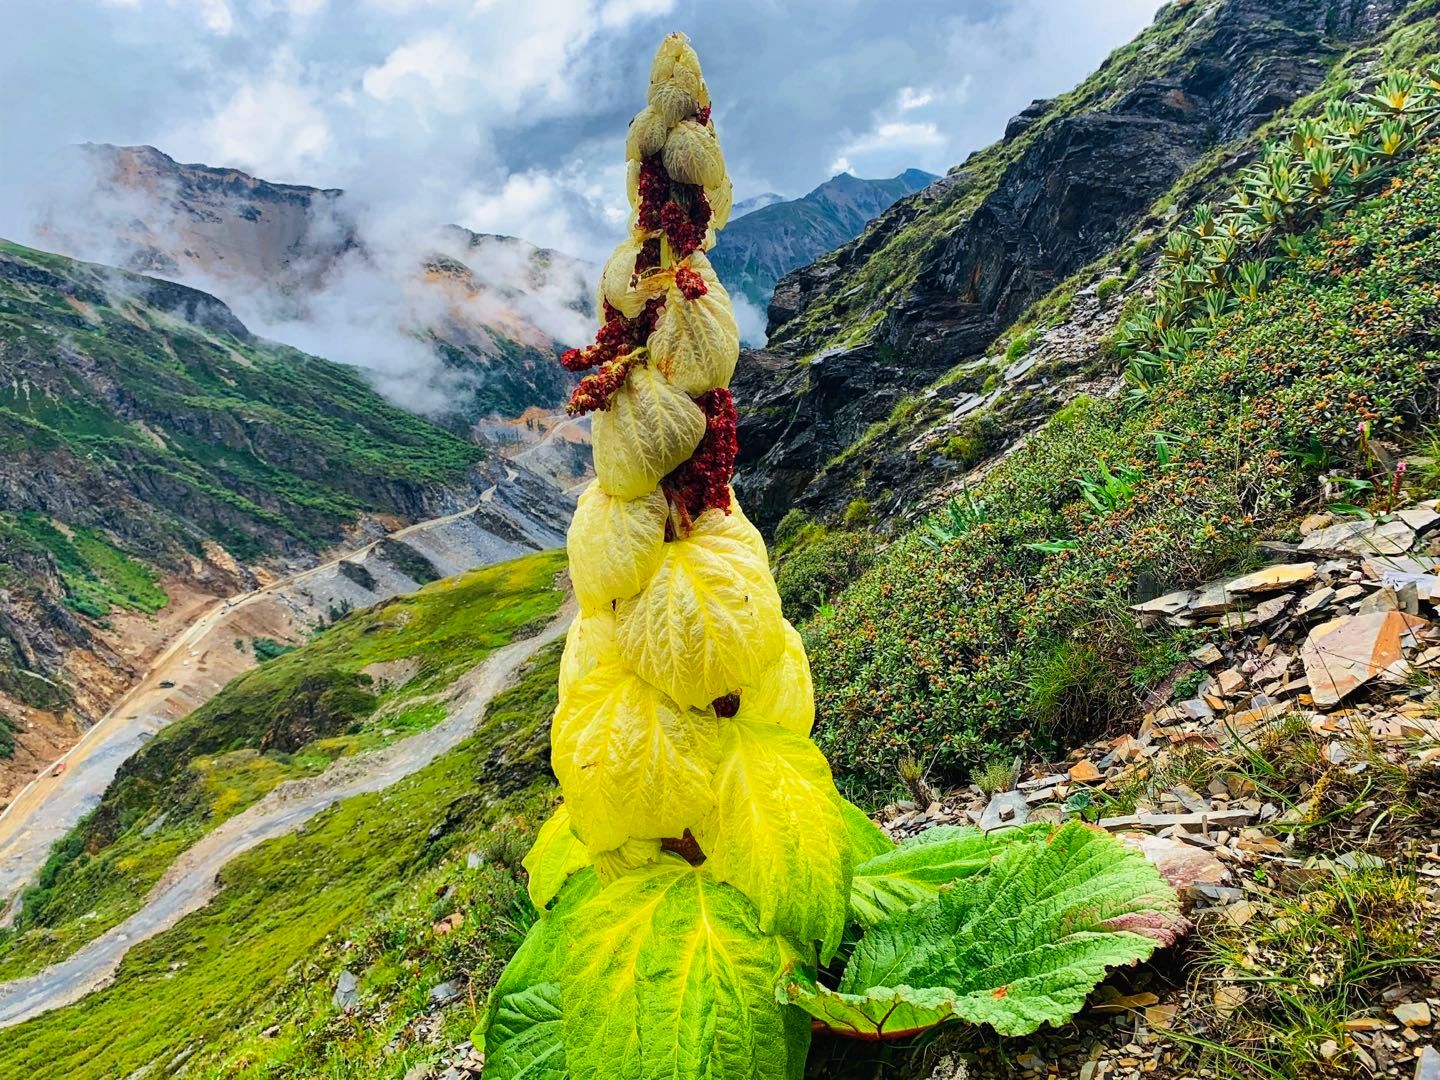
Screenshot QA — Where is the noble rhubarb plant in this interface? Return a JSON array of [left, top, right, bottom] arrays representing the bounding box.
[[477, 34, 1184, 1078]]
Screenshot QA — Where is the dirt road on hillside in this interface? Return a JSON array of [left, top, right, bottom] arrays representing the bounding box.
[[0, 602, 573, 1027], [0, 484, 559, 916]]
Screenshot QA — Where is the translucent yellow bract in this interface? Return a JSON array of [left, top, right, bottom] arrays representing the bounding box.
[[591, 363, 705, 499]]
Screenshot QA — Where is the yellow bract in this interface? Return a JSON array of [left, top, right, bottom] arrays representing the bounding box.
[[593, 836, 663, 883], [615, 505, 784, 709], [662, 119, 726, 187], [522, 803, 591, 909], [650, 33, 704, 93], [552, 663, 719, 852], [559, 610, 619, 696], [648, 254, 739, 394], [568, 481, 667, 615], [597, 238, 668, 319], [649, 77, 699, 126], [592, 364, 706, 499], [695, 719, 853, 961], [707, 175, 734, 230], [736, 619, 815, 736], [625, 105, 671, 162]]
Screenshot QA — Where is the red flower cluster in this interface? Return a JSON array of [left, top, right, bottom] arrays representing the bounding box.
[[663, 191, 711, 259], [636, 158, 670, 231], [567, 352, 641, 415], [663, 387, 737, 520], [674, 266, 708, 300], [561, 298, 665, 378], [696, 105, 711, 126]]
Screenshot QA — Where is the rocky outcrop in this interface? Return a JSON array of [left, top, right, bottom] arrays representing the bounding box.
[[735, 0, 1417, 533], [708, 169, 936, 318]]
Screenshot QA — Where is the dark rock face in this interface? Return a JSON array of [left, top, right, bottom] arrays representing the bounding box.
[[735, 0, 1414, 532], [709, 169, 937, 319]]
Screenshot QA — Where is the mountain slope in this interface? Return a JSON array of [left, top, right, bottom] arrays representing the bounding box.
[[36, 144, 590, 422], [0, 559, 570, 1076], [732, 0, 1435, 531], [707, 169, 935, 322], [0, 239, 569, 793]]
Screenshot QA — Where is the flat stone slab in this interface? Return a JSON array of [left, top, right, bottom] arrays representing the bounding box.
[[1301, 610, 1428, 706], [1298, 519, 1414, 557], [1224, 562, 1316, 594]]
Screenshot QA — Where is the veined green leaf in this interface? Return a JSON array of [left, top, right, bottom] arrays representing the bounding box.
[[523, 804, 591, 909], [478, 870, 601, 1068], [835, 797, 894, 863], [486, 982, 566, 1080], [831, 822, 1184, 1037], [848, 824, 1050, 928], [695, 720, 853, 962], [780, 969, 962, 1042], [562, 857, 809, 1080]]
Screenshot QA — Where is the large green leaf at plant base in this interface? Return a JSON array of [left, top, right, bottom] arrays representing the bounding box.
[[780, 969, 964, 1041], [848, 824, 1050, 928], [835, 797, 894, 863], [561, 856, 809, 1080], [522, 803, 591, 909], [803, 822, 1183, 1037], [486, 982, 566, 1080], [694, 720, 853, 962], [477, 870, 601, 1071]]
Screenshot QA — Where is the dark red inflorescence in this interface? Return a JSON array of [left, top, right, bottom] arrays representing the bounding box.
[[567, 352, 641, 415], [566, 95, 741, 520], [674, 266, 708, 300], [663, 387, 737, 521]]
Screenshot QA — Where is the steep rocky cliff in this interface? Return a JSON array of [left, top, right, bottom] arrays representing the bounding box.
[[734, 0, 1434, 532], [707, 169, 935, 322]]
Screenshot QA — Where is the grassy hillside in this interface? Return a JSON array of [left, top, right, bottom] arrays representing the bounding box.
[[0, 638, 565, 1078], [0, 551, 566, 983], [805, 125, 1440, 792], [0, 240, 486, 564]]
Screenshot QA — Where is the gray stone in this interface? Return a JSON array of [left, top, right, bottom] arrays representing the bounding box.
[[333, 969, 359, 1010], [1189, 581, 1237, 615], [428, 980, 462, 1006], [1394, 507, 1440, 533], [978, 790, 1030, 832], [1295, 586, 1336, 618], [1132, 589, 1194, 616], [1413, 1044, 1439, 1080], [1298, 519, 1415, 557]]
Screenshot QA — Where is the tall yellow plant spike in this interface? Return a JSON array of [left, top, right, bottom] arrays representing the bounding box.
[[491, 39, 856, 1076]]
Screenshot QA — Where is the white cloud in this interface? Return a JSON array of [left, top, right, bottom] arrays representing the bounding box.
[[898, 86, 932, 110], [182, 70, 333, 180], [362, 34, 477, 115]]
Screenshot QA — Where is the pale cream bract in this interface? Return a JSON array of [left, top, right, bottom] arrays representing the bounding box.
[[591, 363, 706, 499]]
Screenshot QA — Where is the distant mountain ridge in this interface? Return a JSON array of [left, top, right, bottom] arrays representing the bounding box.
[[34, 144, 592, 423], [707, 168, 936, 327]]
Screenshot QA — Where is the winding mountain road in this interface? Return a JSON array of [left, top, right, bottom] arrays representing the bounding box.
[[0, 602, 573, 1027], [0, 480, 559, 916]]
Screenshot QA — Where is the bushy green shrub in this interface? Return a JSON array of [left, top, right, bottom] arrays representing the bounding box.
[[842, 496, 875, 526], [773, 508, 811, 549], [1096, 276, 1125, 304], [776, 530, 877, 620], [810, 141, 1440, 789]]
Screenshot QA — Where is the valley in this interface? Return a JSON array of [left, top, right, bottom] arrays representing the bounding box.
[[0, 468, 567, 916]]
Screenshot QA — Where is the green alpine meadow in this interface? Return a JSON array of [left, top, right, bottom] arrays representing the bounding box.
[[1, 2, 1438, 1078]]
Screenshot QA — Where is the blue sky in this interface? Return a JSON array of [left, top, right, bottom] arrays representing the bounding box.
[[3, 0, 1165, 259]]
